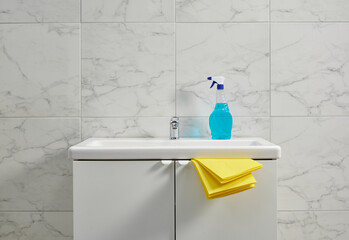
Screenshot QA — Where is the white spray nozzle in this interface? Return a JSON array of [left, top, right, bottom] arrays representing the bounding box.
[[207, 76, 225, 89]]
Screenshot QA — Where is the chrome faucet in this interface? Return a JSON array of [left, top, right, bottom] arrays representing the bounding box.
[[170, 117, 179, 140]]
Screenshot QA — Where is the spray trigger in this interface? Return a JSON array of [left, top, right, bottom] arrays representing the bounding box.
[[210, 81, 217, 88]]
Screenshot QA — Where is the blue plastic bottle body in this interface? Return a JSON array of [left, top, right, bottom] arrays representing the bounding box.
[[209, 103, 233, 139], [209, 89, 233, 140]]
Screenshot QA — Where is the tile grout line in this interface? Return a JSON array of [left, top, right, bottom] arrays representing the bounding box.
[[2, 210, 349, 212], [80, 0, 82, 23], [2, 21, 349, 24], [174, 9, 177, 117], [269, 0, 272, 141], [1, 116, 349, 119], [278, 210, 349, 212], [2, 210, 349, 213], [0, 210, 74, 213], [0, 116, 94, 119], [80, 0, 83, 141]]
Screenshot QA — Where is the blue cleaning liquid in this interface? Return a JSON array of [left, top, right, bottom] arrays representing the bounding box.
[[209, 103, 233, 140]]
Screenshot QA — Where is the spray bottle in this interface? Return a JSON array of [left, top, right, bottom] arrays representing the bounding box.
[[207, 76, 233, 140]]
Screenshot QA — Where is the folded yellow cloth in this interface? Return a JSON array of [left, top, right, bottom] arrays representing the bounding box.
[[193, 158, 263, 183], [192, 158, 262, 200]]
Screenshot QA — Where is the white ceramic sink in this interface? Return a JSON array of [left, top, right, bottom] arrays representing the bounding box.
[[69, 138, 281, 160]]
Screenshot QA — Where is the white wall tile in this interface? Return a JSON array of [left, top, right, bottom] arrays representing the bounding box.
[[176, 23, 269, 117], [82, 0, 174, 22], [176, 0, 269, 22], [272, 117, 349, 210], [0, 212, 73, 240], [0, 119, 80, 211], [0, 0, 79, 23], [271, 0, 349, 22], [82, 23, 175, 117], [0, 24, 80, 117], [82, 117, 169, 139], [278, 211, 349, 240], [180, 117, 270, 139], [271, 24, 349, 116]]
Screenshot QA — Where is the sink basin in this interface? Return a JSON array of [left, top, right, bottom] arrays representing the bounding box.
[[69, 138, 281, 160]]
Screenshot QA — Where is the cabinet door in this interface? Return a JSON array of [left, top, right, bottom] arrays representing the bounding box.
[[74, 161, 174, 240], [176, 160, 277, 240]]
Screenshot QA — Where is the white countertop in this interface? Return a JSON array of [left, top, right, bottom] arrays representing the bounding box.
[[69, 138, 281, 160]]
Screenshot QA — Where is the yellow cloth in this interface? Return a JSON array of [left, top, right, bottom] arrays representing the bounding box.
[[192, 158, 262, 200]]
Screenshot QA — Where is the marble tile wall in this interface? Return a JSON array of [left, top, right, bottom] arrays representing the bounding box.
[[0, 0, 348, 239]]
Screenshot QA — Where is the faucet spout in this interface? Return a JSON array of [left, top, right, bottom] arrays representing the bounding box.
[[170, 117, 179, 140]]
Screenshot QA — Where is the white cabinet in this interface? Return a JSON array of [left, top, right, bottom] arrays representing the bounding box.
[[74, 160, 277, 240], [74, 161, 174, 240], [176, 161, 277, 240]]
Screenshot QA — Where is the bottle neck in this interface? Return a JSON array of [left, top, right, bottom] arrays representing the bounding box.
[[216, 89, 226, 103]]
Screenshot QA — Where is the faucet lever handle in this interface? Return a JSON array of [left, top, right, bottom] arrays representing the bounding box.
[[171, 116, 179, 122]]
